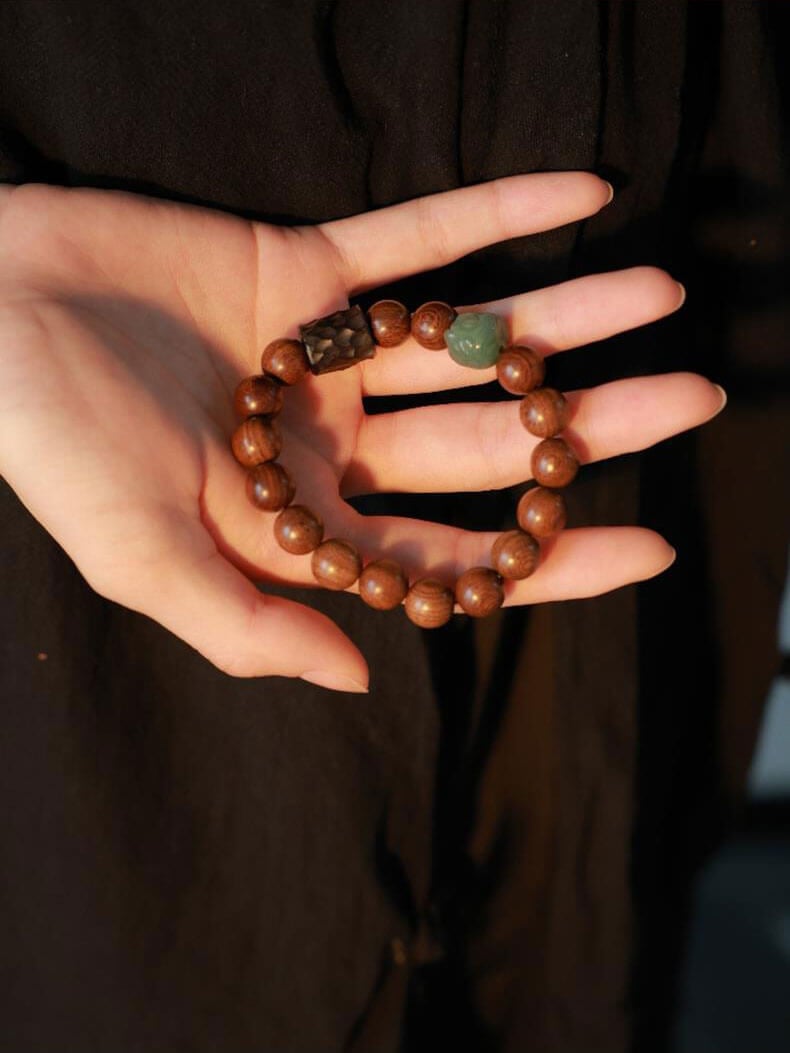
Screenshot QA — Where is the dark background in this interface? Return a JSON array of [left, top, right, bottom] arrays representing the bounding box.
[[0, 2, 788, 1051]]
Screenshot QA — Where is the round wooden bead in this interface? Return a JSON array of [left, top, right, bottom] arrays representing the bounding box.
[[233, 374, 284, 419], [245, 461, 295, 511], [358, 558, 409, 610], [260, 338, 310, 385], [404, 577, 455, 628], [519, 388, 569, 438], [274, 504, 324, 554], [496, 345, 546, 394], [311, 538, 362, 590], [491, 530, 541, 579], [368, 300, 411, 347], [410, 301, 457, 350], [531, 437, 579, 488], [455, 566, 505, 617], [516, 487, 567, 538], [230, 415, 282, 467]]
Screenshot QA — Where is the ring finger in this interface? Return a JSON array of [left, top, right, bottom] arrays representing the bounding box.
[[342, 371, 725, 497]]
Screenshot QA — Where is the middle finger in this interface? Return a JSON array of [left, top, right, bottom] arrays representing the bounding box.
[[358, 265, 684, 396]]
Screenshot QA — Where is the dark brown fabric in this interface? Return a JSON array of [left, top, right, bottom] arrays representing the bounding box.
[[0, 2, 787, 1051]]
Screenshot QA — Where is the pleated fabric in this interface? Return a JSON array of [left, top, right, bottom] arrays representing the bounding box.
[[0, 3, 787, 1050]]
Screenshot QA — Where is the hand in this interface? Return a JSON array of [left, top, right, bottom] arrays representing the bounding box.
[[0, 175, 724, 693]]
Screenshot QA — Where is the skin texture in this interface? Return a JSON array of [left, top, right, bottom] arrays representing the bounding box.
[[0, 175, 726, 692]]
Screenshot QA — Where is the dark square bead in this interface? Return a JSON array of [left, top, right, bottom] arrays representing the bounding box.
[[299, 304, 377, 374]]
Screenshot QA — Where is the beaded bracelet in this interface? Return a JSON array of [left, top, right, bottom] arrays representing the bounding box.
[[229, 300, 578, 629]]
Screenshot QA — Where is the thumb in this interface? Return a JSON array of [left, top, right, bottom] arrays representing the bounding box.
[[92, 537, 370, 693]]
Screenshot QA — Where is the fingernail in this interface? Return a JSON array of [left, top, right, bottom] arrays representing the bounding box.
[[675, 281, 687, 308], [660, 547, 677, 573], [603, 180, 614, 204], [712, 383, 728, 411], [300, 669, 369, 694]]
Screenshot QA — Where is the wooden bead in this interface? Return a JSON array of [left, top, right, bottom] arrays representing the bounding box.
[[404, 577, 455, 628], [368, 300, 411, 347], [531, 437, 579, 488], [496, 345, 546, 394], [245, 462, 295, 511], [260, 338, 310, 385], [519, 387, 569, 438], [410, 301, 457, 350], [310, 538, 362, 590], [491, 530, 541, 579], [358, 558, 409, 610], [233, 374, 284, 418], [516, 487, 567, 538], [230, 415, 282, 467], [455, 566, 505, 617], [274, 504, 324, 554]]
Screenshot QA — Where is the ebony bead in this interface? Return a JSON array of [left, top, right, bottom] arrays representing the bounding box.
[[230, 415, 282, 467], [260, 338, 310, 385], [496, 345, 546, 394], [455, 566, 505, 617], [403, 577, 455, 628], [531, 437, 579, 488], [299, 304, 376, 374], [491, 530, 541, 579], [311, 538, 362, 590], [245, 461, 295, 511], [410, 301, 457, 350], [358, 558, 409, 610], [368, 300, 411, 347], [233, 374, 284, 418], [519, 387, 569, 438], [516, 487, 567, 537], [274, 504, 324, 554]]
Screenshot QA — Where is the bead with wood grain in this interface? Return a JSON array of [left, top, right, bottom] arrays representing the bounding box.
[[274, 504, 324, 554], [368, 300, 411, 347], [455, 566, 505, 617], [404, 577, 455, 628], [516, 487, 567, 537], [260, 338, 310, 385], [496, 344, 546, 394], [358, 558, 409, 610], [491, 530, 541, 579], [519, 387, 569, 438], [310, 538, 362, 590], [531, 436, 579, 488], [231, 415, 282, 467], [245, 462, 295, 511], [410, 301, 457, 350], [233, 374, 284, 419]]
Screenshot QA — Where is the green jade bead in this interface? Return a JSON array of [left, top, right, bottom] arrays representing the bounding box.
[[443, 312, 509, 368]]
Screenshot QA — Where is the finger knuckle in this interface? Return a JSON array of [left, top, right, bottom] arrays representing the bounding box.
[[472, 403, 511, 488], [415, 196, 453, 267], [489, 179, 512, 243]]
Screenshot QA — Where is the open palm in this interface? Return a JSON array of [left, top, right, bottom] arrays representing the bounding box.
[[0, 175, 723, 692]]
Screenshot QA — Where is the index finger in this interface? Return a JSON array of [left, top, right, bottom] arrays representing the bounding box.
[[308, 172, 613, 296]]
